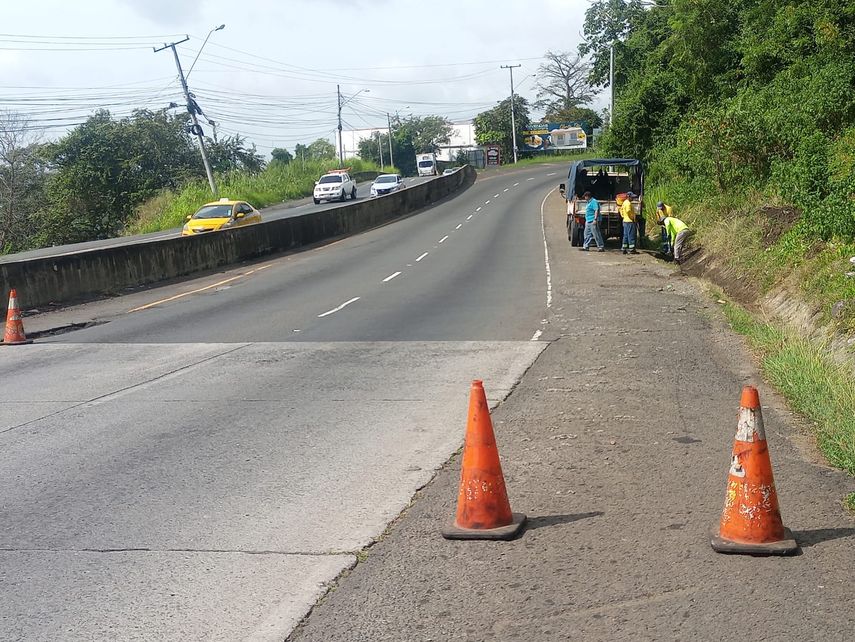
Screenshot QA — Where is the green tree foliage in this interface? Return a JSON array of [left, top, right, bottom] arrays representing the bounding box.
[[356, 116, 453, 175], [584, 0, 855, 240], [294, 144, 309, 163], [33, 108, 266, 246], [306, 137, 336, 160], [270, 147, 293, 164], [473, 96, 531, 162], [207, 134, 265, 174]]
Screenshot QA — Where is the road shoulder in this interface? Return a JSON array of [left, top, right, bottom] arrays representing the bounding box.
[[287, 190, 854, 641]]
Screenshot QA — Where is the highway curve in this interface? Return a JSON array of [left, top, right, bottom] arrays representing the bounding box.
[[0, 164, 563, 640]]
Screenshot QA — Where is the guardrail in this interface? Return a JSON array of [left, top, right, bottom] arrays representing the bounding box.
[[1, 166, 475, 311]]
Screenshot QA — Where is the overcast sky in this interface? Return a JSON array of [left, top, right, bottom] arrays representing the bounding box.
[[1, 0, 603, 154]]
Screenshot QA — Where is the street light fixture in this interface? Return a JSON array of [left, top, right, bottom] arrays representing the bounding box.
[[187, 24, 226, 79]]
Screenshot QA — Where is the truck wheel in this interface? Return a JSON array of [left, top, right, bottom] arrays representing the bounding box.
[[313, 198, 320, 205], [340, 190, 346, 202], [351, 186, 357, 200], [569, 218, 583, 247]]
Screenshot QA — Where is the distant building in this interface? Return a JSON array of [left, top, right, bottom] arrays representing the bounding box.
[[337, 121, 477, 162]]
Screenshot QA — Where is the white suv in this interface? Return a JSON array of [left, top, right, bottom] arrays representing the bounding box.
[[313, 171, 356, 204]]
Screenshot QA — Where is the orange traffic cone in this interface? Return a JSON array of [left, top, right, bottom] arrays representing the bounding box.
[[441, 380, 526, 540], [710, 385, 797, 555], [2, 289, 32, 346]]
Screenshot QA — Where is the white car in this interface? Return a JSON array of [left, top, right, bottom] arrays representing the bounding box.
[[370, 174, 405, 197], [313, 171, 356, 204], [442, 168, 457, 176]]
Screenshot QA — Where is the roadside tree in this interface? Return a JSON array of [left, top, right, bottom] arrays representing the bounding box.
[[534, 51, 595, 114], [474, 96, 531, 162]]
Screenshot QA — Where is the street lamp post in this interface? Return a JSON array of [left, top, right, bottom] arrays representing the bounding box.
[[155, 24, 225, 196]]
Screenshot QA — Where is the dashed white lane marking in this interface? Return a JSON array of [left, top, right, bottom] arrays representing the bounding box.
[[439, 235, 449, 243], [531, 329, 543, 341], [493, 193, 500, 198], [466, 215, 473, 220], [416, 252, 429, 262], [455, 223, 462, 230], [485, 200, 491, 204], [476, 207, 482, 212], [382, 271, 402, 282], [527, 177, 535, 181], [514, 182, 520, 186], [317, 296, 360, 318], [547, 172, 557, 176], [540, 187, 556, 309], [293, 329, 301, 333], [504, 188, 509, 192]]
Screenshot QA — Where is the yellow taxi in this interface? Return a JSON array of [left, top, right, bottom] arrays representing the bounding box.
[[181, 198, 263, 236]]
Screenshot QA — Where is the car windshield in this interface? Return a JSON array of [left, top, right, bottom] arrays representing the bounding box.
[[319, 175, 343, 184], [193, 205, 233, 219], [375, 176, 397, 183], [418, 161, 434, 168]]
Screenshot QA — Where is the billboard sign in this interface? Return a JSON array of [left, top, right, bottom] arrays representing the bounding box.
[[521, 122, 588, 151], [486, 144, 501, 166]]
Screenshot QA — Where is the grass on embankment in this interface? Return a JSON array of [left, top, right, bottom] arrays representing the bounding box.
[[126, 158, 390, 235], [720, 298, 855, 484]]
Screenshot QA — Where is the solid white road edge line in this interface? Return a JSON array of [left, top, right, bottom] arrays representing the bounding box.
[[416, 252, 429, 262], [382, 271, 401, 283], [317, 297, 361, 318], [439, 235, 449, 243], [540, 187, 556, 309]]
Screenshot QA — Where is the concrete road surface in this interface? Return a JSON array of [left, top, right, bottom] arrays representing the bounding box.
[[0, 165, 562, 640]]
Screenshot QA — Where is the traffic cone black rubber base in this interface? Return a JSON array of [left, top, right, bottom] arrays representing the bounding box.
[[710, 524, 798, 556], [1, 338, 33, 346], [442, 513, 526, 541]]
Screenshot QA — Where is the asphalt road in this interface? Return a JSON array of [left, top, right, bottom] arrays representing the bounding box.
[[0, 175, 434, 264], [288, 190, 855, 642], [0, 165, 566, 640]]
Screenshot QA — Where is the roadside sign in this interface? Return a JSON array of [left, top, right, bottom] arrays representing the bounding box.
[[521, 122, 588, 151], [486, 145, 501, 166]]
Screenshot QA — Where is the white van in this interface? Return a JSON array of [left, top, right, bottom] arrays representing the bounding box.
[[416, 153, 438, 177]]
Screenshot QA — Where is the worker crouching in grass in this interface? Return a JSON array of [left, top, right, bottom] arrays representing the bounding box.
[[659, 214, 691, 265]]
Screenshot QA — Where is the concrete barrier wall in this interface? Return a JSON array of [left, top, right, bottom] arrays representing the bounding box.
[[1, 166, 475, 310]]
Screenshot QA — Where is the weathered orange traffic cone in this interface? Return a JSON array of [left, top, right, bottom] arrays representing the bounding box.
[[442, 380, 526, 540], [2, 289, 32, 346], [710, 385, 797, 555]]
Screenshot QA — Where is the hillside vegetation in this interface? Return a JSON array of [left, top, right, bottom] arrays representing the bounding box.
[[584, 0, 855, 481], [588, 0, 855, 329]]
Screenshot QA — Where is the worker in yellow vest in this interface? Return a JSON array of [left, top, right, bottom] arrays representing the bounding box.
[[656, 202, 674, 254], [620, 191, 638, 255], [659, 214, 691, 264]]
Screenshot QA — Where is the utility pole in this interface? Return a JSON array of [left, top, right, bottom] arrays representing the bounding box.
[[337, 84, 344, 167], [609, 44, 615, 125], [387, 112, 395, 170], [155, 37, 218, 196], [377, 131, 384, 169], [500, 64, 521, 164]]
